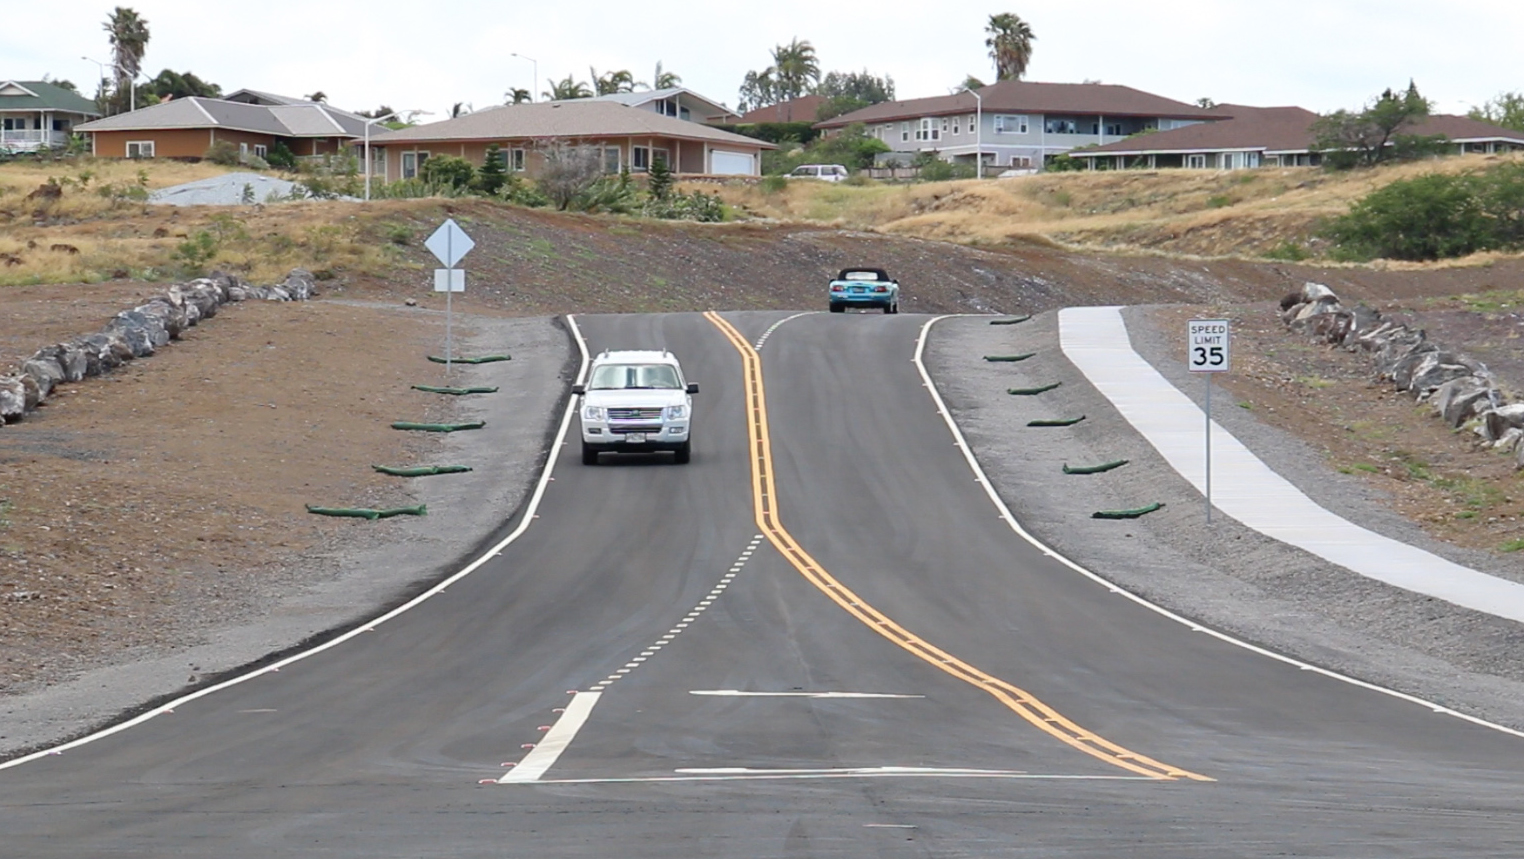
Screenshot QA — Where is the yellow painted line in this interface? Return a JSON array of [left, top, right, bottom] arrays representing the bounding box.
[[703, 310, 1211, 782]]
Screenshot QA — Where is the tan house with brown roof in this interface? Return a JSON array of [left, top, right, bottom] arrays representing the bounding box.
[[1067, 106, 1524, 170], [360, 100, 773, 183], [815, 80, 1222, 170], [74, 94, 365, 159]]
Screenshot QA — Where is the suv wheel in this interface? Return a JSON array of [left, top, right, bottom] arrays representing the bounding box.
[[581, 443, 599, 465], [673, 441, 691, 464]]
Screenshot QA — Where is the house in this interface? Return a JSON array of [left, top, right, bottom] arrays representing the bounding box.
[[73, 94, 366, 160], [360, 100, 773, 183], [587, 87, 738, 123], [1065, 106, 1524, 170], [726, 95, 830, 125], [814, 80, 1222, 170], [0, 80, 101, 152]]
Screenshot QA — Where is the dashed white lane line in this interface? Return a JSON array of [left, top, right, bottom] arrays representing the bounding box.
[[489, 534, 767, 784], [754, 312, 818, 350]]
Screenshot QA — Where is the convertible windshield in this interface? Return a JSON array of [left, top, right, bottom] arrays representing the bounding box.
[[588, 363, 682, 390]]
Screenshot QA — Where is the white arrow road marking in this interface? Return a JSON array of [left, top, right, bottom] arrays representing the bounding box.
[[689, 690, 925, 699], [497, 691, 603, 783]]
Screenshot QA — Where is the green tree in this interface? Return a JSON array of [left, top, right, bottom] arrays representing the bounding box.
[[590, 68, 639, 95], [419, 154, 475, 191], [651, 61, 681, 90], [356, 105, 396, 119], [985, 12, 1036, 81], [1195, 97, 1217, 109], [504, 88, 532, 104], [145, 68, 221, 99], [771, 38, 821, 101], [266, 141, 296, 170], [646, 152, 673, 201], [814, 69, 895, 120], [1312, 81, 1434, 169], [956, 75, 987, 93], [545, 75, 593, 100], [476, 144, 509, 195], [103, 6, 150, 114], [305, 91, 327, 103], [737, 68, 776, 113], [1468, 91, 1524, 131]]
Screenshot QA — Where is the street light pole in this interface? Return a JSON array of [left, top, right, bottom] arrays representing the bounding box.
[[511, 53, 538, 101], [81, 56, 113, 113], [962, 87, 983, 179]]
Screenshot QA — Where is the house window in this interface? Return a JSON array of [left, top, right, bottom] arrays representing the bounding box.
[[1186, 154, 1206, 169], [2, 117, 22, 130], [1105, 123, 1124, 136], [1044, 118, 1078, 134], [254, 144, 268, 158], [632, 146, 650, 172], [603, 146, 621, 173], [900, 122, 909, 142], [940, 117, 949, 136], [126, 140, 155, 158], [239, 142, 249, 158], [511, 148, 525, 171], [53, 119, 70, 132], [402, 151, 429, 179], [1221, 152, 1236, 169], [915, 118, 940, 141], [993, 115, 1029, 134], [952, 117, 960, 135]]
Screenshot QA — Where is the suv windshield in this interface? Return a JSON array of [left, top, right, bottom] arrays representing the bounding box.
[[588, 363, 681, 390]]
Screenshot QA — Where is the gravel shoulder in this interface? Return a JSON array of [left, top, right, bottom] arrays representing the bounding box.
[[927, 312, 1524, 731]]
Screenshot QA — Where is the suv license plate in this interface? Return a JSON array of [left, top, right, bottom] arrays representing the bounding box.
[[625, 433, 646, 443]]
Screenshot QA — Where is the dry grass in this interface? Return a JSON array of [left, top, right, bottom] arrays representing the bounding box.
[[0, 158, 236, 221], [708, 152, 1524, 261]]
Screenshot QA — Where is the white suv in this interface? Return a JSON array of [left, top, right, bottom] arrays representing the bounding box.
[[572, 350, 697, 464], [788, 163, 850, 182]]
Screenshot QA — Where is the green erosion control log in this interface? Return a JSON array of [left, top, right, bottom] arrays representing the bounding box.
[[1008, 382, 1061, 395], [1063, 459, 1130, 475], [411, 385, 500, 395], [984, 353, 1036, 362], [989, 315, 1032, 325], [1092, 502, 1164, 520], [306, 504, 428, 520], [428, 355, 511, 364], [390, 421, 486, 432], [372, 464, 474, 477], [1028, 415, 1086, 427]]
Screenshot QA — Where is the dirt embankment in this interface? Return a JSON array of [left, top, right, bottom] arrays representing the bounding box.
[[1, 202, 1520, 714]]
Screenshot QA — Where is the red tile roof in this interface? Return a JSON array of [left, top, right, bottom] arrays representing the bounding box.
[[815, 81, 1220, 128]]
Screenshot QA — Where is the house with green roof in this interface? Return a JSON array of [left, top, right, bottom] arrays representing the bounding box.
[[0, 80, 101, 152]]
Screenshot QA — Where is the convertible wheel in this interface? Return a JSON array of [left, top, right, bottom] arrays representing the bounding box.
[[882, 302, 894, 315], [673, 441, 691, 464], [581, 443, 599, 465], [829, 302, 845, 313]]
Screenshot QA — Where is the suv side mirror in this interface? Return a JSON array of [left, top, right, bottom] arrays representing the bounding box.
[[571, 384, 586, 395], [686, 382, 699, 394]]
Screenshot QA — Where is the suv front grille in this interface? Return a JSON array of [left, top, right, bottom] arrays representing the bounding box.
[[610, 424, 663, 435], [609, 407, 664, 420]]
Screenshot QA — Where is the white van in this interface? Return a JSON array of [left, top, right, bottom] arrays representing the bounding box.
[[788, 164, 850, 182]]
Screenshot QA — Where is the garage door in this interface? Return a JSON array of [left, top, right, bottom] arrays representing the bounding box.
[[710, 150, 755, 175]]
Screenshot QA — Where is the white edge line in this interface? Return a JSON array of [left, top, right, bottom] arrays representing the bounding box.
[[497, 690, 603, 782], [912, 314, 1524, 740], [0, 314, 593, 772], [516, 772, 1149, 785]]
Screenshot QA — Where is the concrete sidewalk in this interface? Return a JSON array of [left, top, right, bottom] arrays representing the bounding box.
[[1059, 306, 1524, 624]]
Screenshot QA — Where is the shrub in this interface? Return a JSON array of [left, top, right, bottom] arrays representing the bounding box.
[[266, 142, 297, 170], [641, 189, 724, 222], [1324, 171, 1491, 260], [646, 154, 673, 201], [759, 175, 788, 194], [475, 144, 508, 195], [419, 154, 475, 191], [204, 140, 240, 166], [1045, 153, 1085, 172]]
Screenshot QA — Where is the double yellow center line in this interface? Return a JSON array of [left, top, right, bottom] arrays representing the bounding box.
[[704, 311, 1210, 782]]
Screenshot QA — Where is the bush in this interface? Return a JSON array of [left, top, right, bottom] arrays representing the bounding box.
[[913, 153, 975, 182], [205, 140, 240, 166], [475, 145, 508, 195], [1045, 153, 1085, 172], [266, 142, 297, 170], [419, 155, 475, 191], [759, 175, 788, 194], [1322, 164, 1524, 260], [641, 189, 724, 222]]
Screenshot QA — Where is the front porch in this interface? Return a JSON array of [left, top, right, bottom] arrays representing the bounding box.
[[0, 128, 70, 151]]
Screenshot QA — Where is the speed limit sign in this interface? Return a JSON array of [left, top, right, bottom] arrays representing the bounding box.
[[1188, 319, 1230, 372]]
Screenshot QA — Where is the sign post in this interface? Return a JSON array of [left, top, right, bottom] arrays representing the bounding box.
[[424, 219, 475, 375], [1187, 318, 1231, 523]]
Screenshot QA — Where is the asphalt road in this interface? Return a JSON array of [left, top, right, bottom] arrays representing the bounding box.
[[3, 310, 1524, 857]]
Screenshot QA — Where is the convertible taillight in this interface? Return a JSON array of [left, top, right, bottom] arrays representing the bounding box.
[[830, 284, 845, 292]]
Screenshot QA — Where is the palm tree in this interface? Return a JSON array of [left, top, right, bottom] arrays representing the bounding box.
[[590, 68, 640, 96], [304, 90, 328, 103], [450, 101, 472, 118], [985, 13, 1036, 81], [652, 61, 681, 90], [770, 38, 820, 101], [544, 75, 593, 101], [103, 6, 149, 113], [504, 88, 532, 104]]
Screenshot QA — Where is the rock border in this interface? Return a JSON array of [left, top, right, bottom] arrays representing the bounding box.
[[1280, 281, 1524, 469], [0, 269, 317, 425]]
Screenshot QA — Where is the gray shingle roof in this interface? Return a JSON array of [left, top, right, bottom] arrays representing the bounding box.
[[816, 80, 1221, 128], [74, 97, 362, 138], [0, 80, 101, 116], [367, 100, 771, 147]]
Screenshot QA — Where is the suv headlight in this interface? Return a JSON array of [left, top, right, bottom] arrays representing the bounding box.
[[583, 405, 606, 421], [665, 404, 688, 420]]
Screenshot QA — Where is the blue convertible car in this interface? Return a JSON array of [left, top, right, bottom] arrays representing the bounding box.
[[828, 267, 900, 314]]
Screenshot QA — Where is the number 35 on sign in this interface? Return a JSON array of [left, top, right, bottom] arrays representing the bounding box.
[[1188, 319, 1230, 372]]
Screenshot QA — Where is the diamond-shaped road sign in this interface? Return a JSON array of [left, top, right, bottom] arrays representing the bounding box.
[[424, 219, 475, 268]]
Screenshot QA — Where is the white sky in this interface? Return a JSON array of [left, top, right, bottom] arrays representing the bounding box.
[[7, 0, 1519, 118]]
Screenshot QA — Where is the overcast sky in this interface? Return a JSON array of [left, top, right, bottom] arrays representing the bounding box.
[[8, 0, 1519, 119]]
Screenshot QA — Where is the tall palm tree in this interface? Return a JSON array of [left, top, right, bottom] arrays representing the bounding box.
[[652, 61, 681, 90], [985, 13, 1036, 81], [504, 88, 532, 104], [544, 75, 593, 101], [103, 6, 149, 113], [770, 38, 820, 101], [590, 68, 639, 96]]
